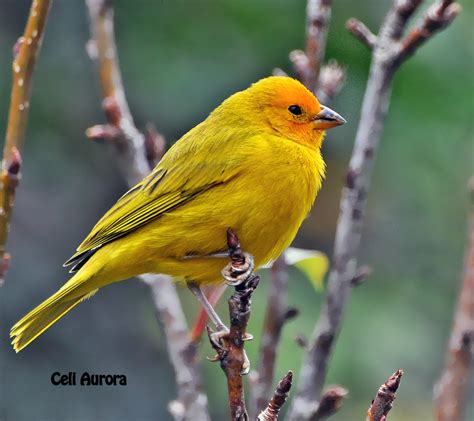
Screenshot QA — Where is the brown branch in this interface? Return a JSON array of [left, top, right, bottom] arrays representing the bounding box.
[[288, 1, 460, 419], [0, 0, 51, 284], [250, 1, 343, 415], [85, 0, 149, 185], [397, 0, 461, 66], [85, 1, 209, 420], [313, 385, 348, 420], [316, 61, 346, 105], [345, 18, 376, 49], [207, 229, 260, 420], [366, 369, 403, 421], [257, 371, 293, 421], [434, 178, 474, 420], [144, 274, 209, 420], [245, 1, 344, 415], [250, 257, 295, 416], [291, 0, 331, 89]]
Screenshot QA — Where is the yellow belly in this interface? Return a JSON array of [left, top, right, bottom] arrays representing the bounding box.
[[90, 137, 324, 285]]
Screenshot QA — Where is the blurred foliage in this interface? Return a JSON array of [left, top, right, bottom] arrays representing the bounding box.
[[0, 0, 472, 420]]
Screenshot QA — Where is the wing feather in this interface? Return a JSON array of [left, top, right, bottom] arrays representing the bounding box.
[[64, 125, 245, 269]]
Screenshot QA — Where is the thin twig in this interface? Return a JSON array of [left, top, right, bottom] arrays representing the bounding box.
[[144, 274, 209, 420], [85, 1, 209, 419], [207, 229, 260, 421], [345, 18, 376, 49], [289, 0, 345, 103], [251, 0, 343, 413], [366, 369, 403, 421], [0, 0, 51, 284], [257, 371, 293, 421], [85, 0, 149, 185], [316, 61, 346, 105], [313, 385, 348, 420], [434, 178, 474, 420], [288, 1, 460, 419], [397, 0, 461, 66], [250, 257, 292, 416], [291, 0, 331, 89]]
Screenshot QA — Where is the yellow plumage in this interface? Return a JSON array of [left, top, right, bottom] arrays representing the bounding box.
[[10, 76, 345, 352]]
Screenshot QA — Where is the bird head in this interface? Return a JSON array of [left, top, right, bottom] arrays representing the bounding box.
[[237, 76, 346, 149]]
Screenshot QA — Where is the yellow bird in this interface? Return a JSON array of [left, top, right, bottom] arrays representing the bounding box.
[[10, 76, 345, 352]]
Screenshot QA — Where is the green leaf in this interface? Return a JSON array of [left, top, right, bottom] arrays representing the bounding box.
[[284, 247, 329, 291]]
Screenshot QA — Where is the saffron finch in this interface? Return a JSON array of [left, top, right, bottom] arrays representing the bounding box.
[[11, 76, 345, 352]]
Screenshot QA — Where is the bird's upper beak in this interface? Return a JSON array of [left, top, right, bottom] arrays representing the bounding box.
[[313, 105, 346, 130]]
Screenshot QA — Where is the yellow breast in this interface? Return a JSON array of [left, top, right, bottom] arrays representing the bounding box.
[[95, 133, 325, 285]]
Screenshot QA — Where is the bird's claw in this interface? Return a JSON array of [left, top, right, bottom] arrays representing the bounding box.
[[206, 354, 220, 362], [241, 350, 250, 375], [206, 325, 230, 352], [222, 252, 255, 286], [242, 332, 253, 341]]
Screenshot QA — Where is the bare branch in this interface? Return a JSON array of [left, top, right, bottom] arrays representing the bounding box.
[[313, 385, 348, 420], [299, 0, 332, 89], [397, 0, 461, 66], [346, 18, 376, 49], [366, 369, 403, 421], [434, 178, 474, 420], [207, 229, 260, 420], [85, 1, 209, 419], [288, 1, 460, 419], [289, 1, 344, 103], [316, 61, 346, 105], [257, 371, 293, 421], [250, 257, 291, 415], [85, 0, 149, 185], [0, 0, 51, 284], [144, 274, 209, 421]]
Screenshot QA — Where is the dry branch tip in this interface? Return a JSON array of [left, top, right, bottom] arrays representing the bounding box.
[[257, 371, 293, 421], [367, 369, 403, 421], [346, 18, 376, 49], [313, 384, 349, 420]]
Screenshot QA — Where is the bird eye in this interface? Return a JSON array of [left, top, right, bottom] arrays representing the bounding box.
[[288, 105, 302, 115]]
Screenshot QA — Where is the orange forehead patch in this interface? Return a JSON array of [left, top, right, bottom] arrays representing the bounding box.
[[251, 76, 321, 114]]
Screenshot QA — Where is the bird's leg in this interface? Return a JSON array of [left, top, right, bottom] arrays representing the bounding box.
[[187, 282, 229, 345]]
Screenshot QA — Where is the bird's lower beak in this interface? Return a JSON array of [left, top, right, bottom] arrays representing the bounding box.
[[313, 105, 346, 130]]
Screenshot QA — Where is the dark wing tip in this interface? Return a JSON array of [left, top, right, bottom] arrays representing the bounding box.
[[63, 248, 99, 273]]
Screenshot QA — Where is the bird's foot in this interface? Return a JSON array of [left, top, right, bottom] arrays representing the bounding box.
[[206, 325, 252, 375], [221, 252, 255, 287], [206, 325, 230, 353]]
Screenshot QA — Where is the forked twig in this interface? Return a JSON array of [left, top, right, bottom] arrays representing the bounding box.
[[290, 0, 345, 103], [252, 1, 344, 415], [289, 1, 460, 419], [85, 1, 209, 419]]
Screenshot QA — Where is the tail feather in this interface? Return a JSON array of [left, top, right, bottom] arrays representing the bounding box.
[[10, 284, 98, 352]]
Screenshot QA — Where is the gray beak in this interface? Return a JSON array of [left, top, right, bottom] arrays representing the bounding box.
[[313, 105, 346, 129]]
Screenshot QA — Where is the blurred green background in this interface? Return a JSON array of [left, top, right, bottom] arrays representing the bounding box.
[[1, 0, 473, 420]]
